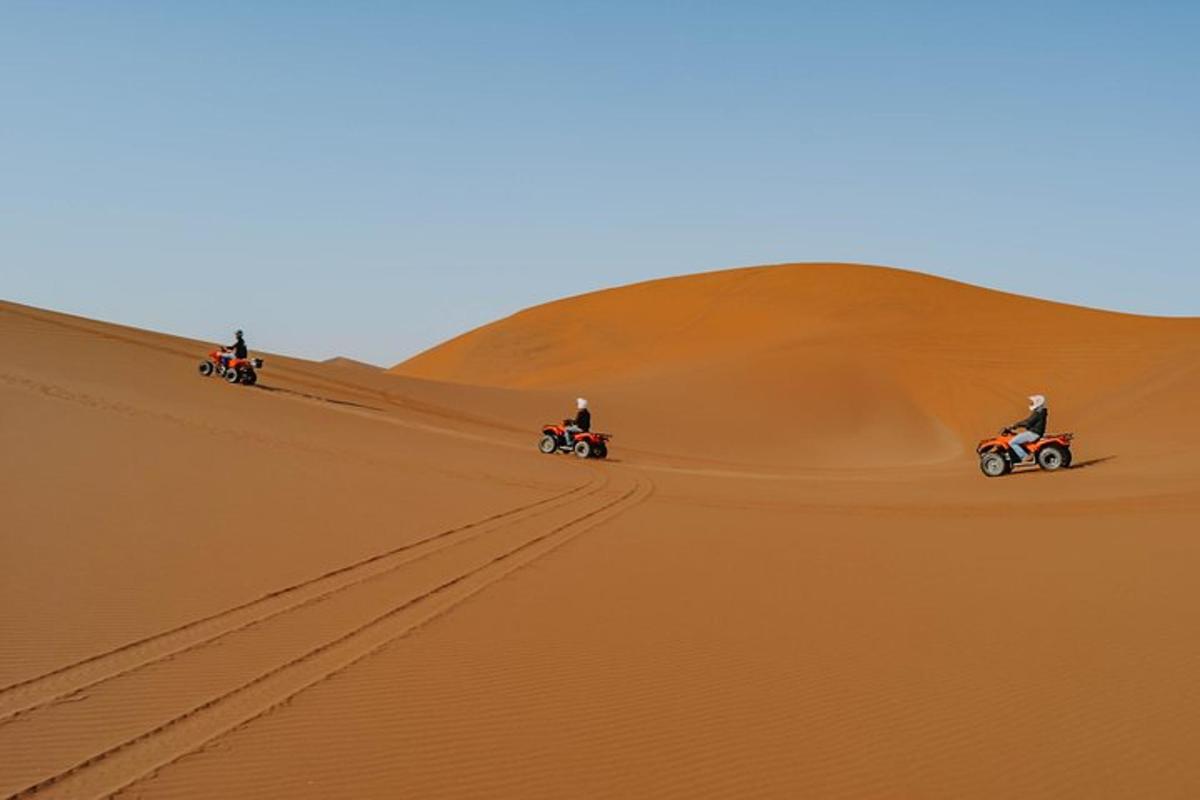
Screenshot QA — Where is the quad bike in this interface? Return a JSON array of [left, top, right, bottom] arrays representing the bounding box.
[[539, 421, 611, 459], [977, 428, 1073, 477], [197, 348, 264, 386]]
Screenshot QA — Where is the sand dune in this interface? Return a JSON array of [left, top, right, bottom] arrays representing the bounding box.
[[2, 264, 1199, 798], [396, 263, 1199, 470]]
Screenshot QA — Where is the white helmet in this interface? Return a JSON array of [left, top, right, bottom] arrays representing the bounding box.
[[576, 397, 588, 410], [1028, 394, 1046, 411]]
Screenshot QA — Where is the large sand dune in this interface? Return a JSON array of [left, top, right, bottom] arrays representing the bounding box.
[[2, 263, 1199, 798], [395, 263, 1199, 469]]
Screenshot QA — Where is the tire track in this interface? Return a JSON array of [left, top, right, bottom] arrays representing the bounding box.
[[8, 473, 652, 800], [0, 472, 602, 723]]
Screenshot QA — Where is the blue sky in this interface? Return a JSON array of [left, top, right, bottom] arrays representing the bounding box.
[[2, 2, 1196, 364]]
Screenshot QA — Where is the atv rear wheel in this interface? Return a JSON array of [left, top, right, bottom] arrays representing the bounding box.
[[198, 361, 214, 377], [1037, 444, 1067, 471], [538, 435, 558, 454], [224, 368, 241, 384], [573, 440, 592, 459], [241, 370, 257, 387], [979, 452, 1009, 478]]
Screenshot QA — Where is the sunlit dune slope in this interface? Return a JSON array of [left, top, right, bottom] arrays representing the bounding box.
[[394, 263, 1200, 466]]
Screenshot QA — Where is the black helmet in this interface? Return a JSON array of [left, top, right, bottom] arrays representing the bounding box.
[[235, 329, 244, 339]]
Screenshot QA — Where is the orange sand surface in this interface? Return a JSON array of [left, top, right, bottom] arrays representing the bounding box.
[[2, 263, 1199, 798]]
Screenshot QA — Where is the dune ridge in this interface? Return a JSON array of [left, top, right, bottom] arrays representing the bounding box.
[[394, 263, 1199, 467]]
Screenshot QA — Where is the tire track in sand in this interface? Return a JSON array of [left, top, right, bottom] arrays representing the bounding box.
[[0, 472, 602, 724], [5, 473, 652, 800]]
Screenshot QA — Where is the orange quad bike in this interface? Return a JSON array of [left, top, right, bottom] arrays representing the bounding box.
[[197, 348, 264, 386], [539, 422, 611, 459], [977, 428, 1073, 477]]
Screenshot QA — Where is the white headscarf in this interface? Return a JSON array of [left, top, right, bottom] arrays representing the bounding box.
[[576, 397, 588, 410], [1028, 394, 1046, 411]]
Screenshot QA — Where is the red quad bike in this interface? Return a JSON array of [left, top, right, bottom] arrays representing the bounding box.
[[977, 428, 1073, 478], [197, 348, 264, 386], [539, 421, 611, 459]]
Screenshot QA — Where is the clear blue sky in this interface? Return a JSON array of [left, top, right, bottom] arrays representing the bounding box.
[[3, 2, 1196, 365]]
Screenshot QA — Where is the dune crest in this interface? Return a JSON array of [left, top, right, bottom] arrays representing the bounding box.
[[393, 263, 1198, 466]]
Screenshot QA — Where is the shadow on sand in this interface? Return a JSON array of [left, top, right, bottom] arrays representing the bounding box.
[[1010, 454, 1117, 476], [254, 383, 384, 412], [1068, 455, 1117, 471]]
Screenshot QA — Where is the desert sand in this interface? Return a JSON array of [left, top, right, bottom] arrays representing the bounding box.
[[2, 262, 1199, 799]]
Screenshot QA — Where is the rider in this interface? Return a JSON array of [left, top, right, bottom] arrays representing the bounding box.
[[1008, 394, 1048, 462], [563, 397, 591, 446], [221, 329, 248, 368]]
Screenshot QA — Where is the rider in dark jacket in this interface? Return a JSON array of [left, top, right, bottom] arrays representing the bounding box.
[[1012, 404, 1048, 437], [229, 330, 248, 360], [1008, 395, 1048, 461], [563, 397, 590, 445], [220, 330, 248, 367]]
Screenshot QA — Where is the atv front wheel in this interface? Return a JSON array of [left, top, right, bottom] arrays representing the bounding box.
[[1037, 445, 1067, 471], [224, 368, 241, 385], [198, 361, 214, 377], [573, 440, 592, 459], [979, 452, 1009, 478], [592, 443, 607, 459], [241, 370, 258, 387], [538, 435, 558, 454]]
